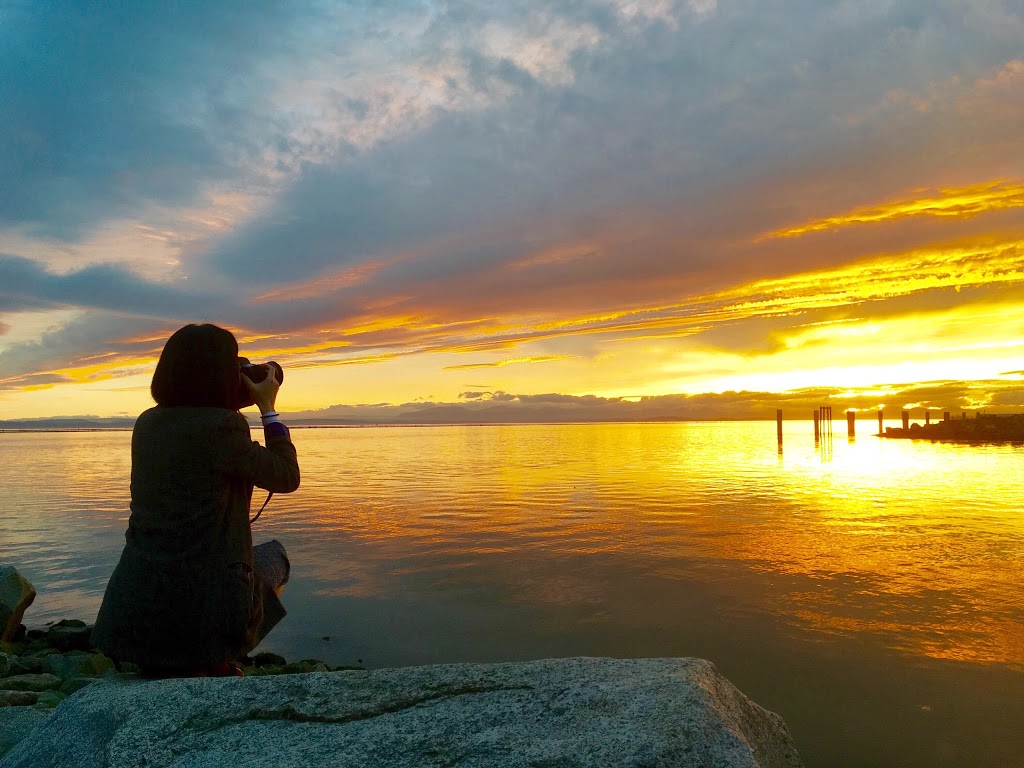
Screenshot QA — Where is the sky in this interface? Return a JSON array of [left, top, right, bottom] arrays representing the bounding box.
[[1, 0, 1023, 420]]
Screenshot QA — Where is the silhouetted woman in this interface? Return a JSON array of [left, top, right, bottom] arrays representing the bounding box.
[[92, 324, 299, 676]]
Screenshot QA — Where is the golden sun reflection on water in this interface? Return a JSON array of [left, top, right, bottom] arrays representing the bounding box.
[[258, 422, 1024, 671], [1, 423, 1021, 673], [753, 423, 1024, 667]]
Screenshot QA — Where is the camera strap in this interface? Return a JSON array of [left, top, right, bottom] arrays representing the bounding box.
[[250, 492, 273, 524]]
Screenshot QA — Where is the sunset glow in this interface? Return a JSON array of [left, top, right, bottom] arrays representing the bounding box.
[[1, 5, 1023, 421]]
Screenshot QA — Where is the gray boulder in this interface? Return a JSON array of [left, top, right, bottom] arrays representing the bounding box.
[[0, 569, 35, 643], [0, 657, 803, 768], [0, 709, 50, 759], [0, 674, 61, 692]]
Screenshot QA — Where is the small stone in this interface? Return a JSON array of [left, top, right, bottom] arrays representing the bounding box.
[[32, 691, 66, 710], [311, 663, 330, 673], [0, 674, 62, 692], [45, 621, 94, 652], [116, 661, 141, 675], [250, 651, 287, 667], [44, 652, 115, 680], [8, 656, 43, 676], [26, 648, 58, 659], [0, 642, 25, 656], [0, 690, 38, 707], [0, 568, 36, 643]]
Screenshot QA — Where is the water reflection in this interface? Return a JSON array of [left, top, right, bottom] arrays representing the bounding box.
[[2, 423, 1022, 766]]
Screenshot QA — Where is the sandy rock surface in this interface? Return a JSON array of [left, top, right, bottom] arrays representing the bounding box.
[[0, 657, 803, 768]]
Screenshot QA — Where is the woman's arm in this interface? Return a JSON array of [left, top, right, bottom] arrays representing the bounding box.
[[216, 412, 300, 493], [219, 360, 300, 492]]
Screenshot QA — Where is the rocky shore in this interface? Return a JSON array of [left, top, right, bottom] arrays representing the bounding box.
[[883, 412, 1024, 442], [0, 566, 352, 758], [0, 619, 354, 756], [2, 567, 805, 767]]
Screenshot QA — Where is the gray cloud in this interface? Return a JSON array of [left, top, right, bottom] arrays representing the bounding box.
[[0, 254, 223, 318], [0, 0, 320, 238], [205, 0, 1024, 293]]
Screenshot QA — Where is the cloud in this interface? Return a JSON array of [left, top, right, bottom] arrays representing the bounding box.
[[459, 390, 517, 401], [0, 253, 224, 318], [444, 355, 575, 370], [4, 2, 1024, 412], [767, 180, 1024, 238], [0, 1, 319, 238]]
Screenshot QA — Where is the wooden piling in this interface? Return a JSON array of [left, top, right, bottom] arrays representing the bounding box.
[[944, 411, 950, 422], [777, 409, 783, 443], [847, 410, 855, 437], [878, 409, 884, 435], [813, 409, 820, 441], [925, 411, 931, 425], [902, 410, 909, 430], [819, 406, 833, 438]]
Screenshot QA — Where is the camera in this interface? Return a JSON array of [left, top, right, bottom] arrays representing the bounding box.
[[235, 357, 284, 409]]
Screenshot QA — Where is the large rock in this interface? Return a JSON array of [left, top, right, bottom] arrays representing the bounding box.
[[0, 569, 35, 643], [0, 709, 50, 759], [0, 657, 803, 768]]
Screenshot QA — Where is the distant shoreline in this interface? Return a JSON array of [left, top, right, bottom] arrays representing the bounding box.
[[1, 419, 767, 434]]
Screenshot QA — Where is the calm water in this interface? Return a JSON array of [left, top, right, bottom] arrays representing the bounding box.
[[1, 422, 1022, 767]]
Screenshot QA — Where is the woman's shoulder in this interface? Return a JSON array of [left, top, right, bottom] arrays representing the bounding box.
[[135, 405, 248, 431]]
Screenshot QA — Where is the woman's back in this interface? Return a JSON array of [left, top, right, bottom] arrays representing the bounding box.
[[127, 405, 256, 567]]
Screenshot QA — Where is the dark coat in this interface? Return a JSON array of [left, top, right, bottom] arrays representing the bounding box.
[[92, 406, 300, 670]]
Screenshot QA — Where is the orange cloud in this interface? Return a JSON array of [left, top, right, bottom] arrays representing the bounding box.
[[767, 180, 1024, 239], [251, 259, 393, 302], [443, 354, 576, 370]]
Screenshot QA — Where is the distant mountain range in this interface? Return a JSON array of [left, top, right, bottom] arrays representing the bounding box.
[[0, 417, 138, 430], [5, 380, 1021, 430]]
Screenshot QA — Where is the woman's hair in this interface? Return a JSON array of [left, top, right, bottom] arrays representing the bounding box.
[[151, 324, 240, 408]]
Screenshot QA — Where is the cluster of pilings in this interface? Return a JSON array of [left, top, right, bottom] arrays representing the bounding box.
[[775, 408, 961, 447]]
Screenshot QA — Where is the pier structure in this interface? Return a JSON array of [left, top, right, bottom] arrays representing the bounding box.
[[775, 407, 1024, 445]]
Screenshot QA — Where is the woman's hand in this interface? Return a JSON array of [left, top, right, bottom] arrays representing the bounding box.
[[242, 369, 281, 415]]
